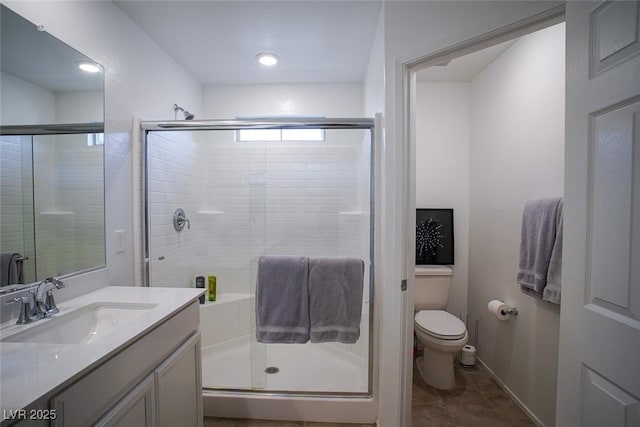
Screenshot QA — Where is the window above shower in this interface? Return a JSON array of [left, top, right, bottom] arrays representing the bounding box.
[[236, 128, 325, 142]]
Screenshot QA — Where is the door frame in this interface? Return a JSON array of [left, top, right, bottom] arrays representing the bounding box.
[[397, 5, 565, 425]]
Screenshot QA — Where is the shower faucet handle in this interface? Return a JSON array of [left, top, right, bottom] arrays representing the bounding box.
[[173, 208, 190, 231]]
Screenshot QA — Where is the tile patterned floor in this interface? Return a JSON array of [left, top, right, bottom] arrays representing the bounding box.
[[204, 421, 372, 427], [204, 362, 535, 426], [411, 363, 535, 427]]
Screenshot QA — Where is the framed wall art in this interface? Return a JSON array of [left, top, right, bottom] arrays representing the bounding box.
[[416, 208, 454, 265]]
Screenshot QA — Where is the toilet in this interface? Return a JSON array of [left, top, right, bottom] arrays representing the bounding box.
[[414, 265, 468, 390]]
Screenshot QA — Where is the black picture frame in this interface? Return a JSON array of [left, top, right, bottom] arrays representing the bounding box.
[[416, 208, 454, 265]]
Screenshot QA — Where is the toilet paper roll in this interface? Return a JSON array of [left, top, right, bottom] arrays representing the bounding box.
[[488, 300, 510, 320], [460, 345, 476, 366]]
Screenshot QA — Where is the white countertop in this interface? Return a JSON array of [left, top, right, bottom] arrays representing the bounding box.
[[0, 286, 203, 414]]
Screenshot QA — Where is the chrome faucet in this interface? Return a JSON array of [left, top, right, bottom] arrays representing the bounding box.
[[35, 277, 66, 316], [3, 278, 66, 325]]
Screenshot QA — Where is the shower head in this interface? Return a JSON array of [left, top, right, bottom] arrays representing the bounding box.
[[174, 104, 195, 120]]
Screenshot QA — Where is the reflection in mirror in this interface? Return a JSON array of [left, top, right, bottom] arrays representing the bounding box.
[[0, 5, 105, 293]]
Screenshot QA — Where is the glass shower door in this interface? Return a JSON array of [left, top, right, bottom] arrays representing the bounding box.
[[144, 121, 373, 396], [146, 129, 268, 390], [256, 128, 371, 393]]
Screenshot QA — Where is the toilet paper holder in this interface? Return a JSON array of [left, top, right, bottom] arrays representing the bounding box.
[[501, 307, 518, 316]]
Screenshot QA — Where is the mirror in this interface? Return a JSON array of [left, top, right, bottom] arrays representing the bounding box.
[[0, 5, 105, 293]]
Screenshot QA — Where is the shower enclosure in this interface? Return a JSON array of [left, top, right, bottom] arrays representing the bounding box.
[[141, 118, 374, 399]]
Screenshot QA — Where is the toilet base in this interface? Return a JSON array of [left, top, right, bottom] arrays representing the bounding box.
[[415, 347, 457, 390]]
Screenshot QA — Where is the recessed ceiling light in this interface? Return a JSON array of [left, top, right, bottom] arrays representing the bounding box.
[[76, 60, 101, 73], [256, 52, 278, 67]]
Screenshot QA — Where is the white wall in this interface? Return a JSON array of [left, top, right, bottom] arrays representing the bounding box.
[[203, 83, 363, 118], [467, 23, 565, 427], [56, 91, 103, 123], [1, 71, 102, 126], [415, 82, 470, 320], [364, 11, 385, 118], [363, 9, 385, 422], [5, 1, 203, 298], [0, 71, 56, 126]]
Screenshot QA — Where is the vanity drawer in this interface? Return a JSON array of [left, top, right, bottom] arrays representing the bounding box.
[[50, 301, 199, 426]]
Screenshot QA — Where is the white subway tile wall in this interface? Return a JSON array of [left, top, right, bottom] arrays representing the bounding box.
[[147, 130, 201, 286], [33, 134, 105, 278], [148, 129, 370, 292], [0, 135, 35, 282], [1, 134, 104, 282]]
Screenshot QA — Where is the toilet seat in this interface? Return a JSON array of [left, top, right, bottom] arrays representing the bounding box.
[[414, 310, 466, 340]]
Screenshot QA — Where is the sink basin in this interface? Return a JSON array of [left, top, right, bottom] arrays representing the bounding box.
[[1, 302, 157, 345]]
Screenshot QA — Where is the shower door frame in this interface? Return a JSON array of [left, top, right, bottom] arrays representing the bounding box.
[[140, 117, 375, 398]]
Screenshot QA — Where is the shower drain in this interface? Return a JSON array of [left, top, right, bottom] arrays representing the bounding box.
[[265, 366, 280, 374]]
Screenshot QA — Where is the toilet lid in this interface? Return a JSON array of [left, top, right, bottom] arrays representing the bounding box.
[[415, 310, 467, 340]]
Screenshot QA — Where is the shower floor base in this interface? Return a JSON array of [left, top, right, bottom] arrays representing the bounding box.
[[202, 334, 367, 393]]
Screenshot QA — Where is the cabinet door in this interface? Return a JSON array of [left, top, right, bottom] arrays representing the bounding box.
[[155, 332, 202, 427], [95, 374, 156, 427], [50, 302, 200, 426]]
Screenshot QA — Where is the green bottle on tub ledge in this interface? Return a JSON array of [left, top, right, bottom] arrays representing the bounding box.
[[208, 275, 217, 302]]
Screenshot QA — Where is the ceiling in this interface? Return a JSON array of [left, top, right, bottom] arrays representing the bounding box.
[[1, 4, 103, 92], [115, 0, 383, 86], [1, 1, 512, 93], [417, 39, 517, 82]]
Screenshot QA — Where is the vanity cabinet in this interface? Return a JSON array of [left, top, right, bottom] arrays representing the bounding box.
[[50, 301, 203, 427], [95, 374, 156, 427], [155, 332, 202, 427]]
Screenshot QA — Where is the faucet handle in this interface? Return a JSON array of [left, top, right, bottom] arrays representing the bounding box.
[[44, 290, 60, 314], [44, 277, 66, 289], [28, 289, 45, 318], [35, 277, 66, 316], [173, 208, 191, 231], [5, 295, 36, 324]]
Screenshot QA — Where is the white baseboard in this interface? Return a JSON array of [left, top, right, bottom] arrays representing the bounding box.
[[477, 358, 547, 427]]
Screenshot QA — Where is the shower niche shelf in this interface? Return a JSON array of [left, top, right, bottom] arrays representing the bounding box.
[[339, 211, 370, 216], [196, 210, 224, 215]]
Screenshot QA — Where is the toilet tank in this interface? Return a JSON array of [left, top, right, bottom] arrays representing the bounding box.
[[414, 266, 453, 310]]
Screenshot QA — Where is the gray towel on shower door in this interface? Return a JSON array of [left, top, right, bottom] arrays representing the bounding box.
[[308, 257, 364, 344], [517, 197, 563, 298], [255, 256, 310, 344]]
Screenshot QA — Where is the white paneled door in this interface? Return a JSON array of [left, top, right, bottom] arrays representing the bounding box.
[[558, 1, 640, 426]]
